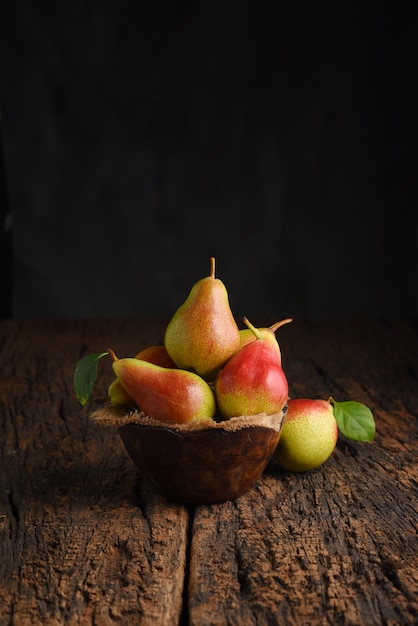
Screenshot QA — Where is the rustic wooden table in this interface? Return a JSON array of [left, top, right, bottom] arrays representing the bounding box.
[[0, 317, 417, 625]]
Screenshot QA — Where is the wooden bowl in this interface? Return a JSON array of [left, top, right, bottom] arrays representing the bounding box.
[[91, 407, 286, 504]]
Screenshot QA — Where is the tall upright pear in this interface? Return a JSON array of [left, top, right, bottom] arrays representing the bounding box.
[[164, 257, 240, 380]]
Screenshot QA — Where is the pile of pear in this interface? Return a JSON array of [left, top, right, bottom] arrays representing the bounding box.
[[107, 258, 291, 426]]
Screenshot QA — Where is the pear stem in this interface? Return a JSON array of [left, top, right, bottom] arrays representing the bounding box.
[[242, 317, 263, 340], [209, 256, 216, 279], [107, 348, 118, 361], [269, 318, 293, 333]]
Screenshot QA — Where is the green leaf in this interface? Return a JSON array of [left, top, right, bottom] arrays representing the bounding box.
[[74, 352, 109, 405], [330, 398, 376, 442]]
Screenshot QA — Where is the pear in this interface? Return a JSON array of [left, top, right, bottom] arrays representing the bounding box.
[[135, 345, 177, 369], [273, 399, 338, 472], [215, 317, 288, 419], [164, 257, 240, 380], [108, 349, 216, 425], [108, 378, 135, 406], [108, 345, 177, 406], [238, 318, 292, 363]]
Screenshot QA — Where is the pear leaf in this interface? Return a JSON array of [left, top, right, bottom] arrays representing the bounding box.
[[330, 398, 376, 442], [74, 352, 109, 405]]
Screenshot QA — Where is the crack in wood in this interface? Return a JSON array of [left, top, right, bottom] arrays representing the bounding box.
[[179, 505, 194, 626], [6, 488, 20, 530]]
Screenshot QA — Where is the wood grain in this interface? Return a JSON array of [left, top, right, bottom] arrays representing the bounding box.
[[0, 318, 417, 625]]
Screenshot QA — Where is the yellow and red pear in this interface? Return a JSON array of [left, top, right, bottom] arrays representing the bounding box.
[[134, 345, 177, 368], [215, 317, 288, 419], [109, 349, 216, 425], [238, 318, 292, 363], [273, 398, 338, 471], [164, 257, 240, 380], [108, 345, 177, 406]]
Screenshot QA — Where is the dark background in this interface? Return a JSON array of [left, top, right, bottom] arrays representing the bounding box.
[[1, 2, 417, 321]]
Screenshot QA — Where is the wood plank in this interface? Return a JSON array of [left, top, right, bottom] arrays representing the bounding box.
[[0, 319, 189, 626], [187, 318, 418, 625]]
